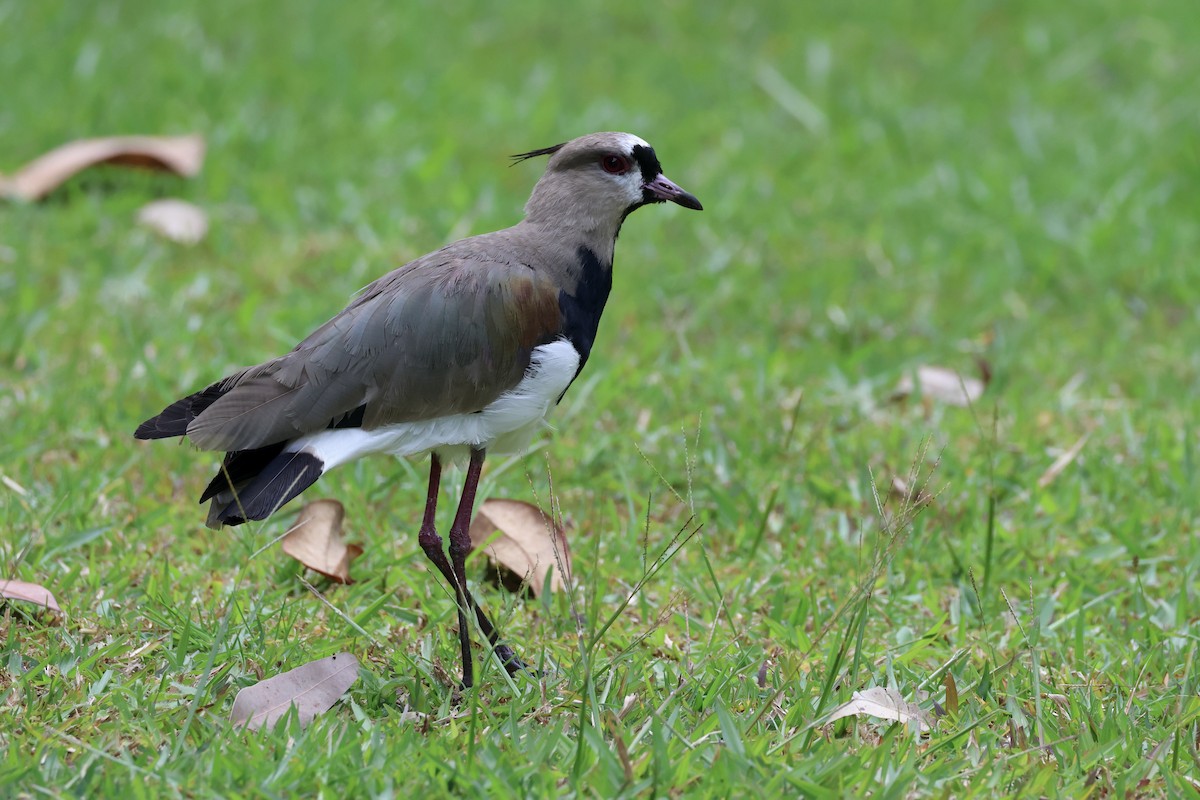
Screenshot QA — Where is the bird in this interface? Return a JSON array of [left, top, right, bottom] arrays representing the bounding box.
[[134, 131, 703, 687]]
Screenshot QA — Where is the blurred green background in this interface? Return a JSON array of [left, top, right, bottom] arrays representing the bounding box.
[[2, 0, 1199, 796]]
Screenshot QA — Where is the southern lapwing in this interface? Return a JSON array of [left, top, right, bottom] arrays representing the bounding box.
[[134, 131, 702, 686]]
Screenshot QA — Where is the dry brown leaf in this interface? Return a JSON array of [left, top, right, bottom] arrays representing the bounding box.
[[230, 652, 359, 731], [1, 134, 205, 201], [1037, 432, 1091, 489], [944, 672, 959, 716], [893, 365, 985, 408], [469, 498, 571, 596], [137, 198, 209, 244], [889, 475, 934, 507], [1, 473, 29, 496], [281, 499, 363, 584], [0, 579, 63, 617], [826, 686, 933, 733]]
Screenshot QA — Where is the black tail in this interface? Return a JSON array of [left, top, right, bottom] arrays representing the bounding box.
[[138, 383, 359, 526], [199, 442, 289, 503], [208, 450, 324, 527], [134, 381, 227, 440]]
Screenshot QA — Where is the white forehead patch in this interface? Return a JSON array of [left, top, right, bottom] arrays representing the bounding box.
[[615, 133, 651, 154]]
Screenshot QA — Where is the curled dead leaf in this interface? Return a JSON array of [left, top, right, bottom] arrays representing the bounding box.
[[1, 473, 29, 496], [889, 475, 935, 507], [281, 499, 363, 584], [944, 672, 960, 716], [825, 686, 933, 733], [230, 652, 359, 731], [893, 365, 985, 408], [468, 498, 572, 596], [1036, 432, 1090, 489], [137, 198, 208, 244], [0, 579, 63, 620], [1, 134, 205, 201]]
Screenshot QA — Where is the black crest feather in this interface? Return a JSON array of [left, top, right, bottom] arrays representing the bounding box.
[[510, 142, 566, 164]]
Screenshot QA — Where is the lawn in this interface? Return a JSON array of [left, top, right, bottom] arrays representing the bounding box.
[[3, 0, 1199, 796]]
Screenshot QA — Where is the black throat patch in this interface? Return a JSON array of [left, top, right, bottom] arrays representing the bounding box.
[[557, 245, 613, 391]]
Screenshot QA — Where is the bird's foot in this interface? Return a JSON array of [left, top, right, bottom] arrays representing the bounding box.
[[493, 644, 539, 678]]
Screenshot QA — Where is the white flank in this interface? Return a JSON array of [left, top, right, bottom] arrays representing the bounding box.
[[289, 339, 581, 470]]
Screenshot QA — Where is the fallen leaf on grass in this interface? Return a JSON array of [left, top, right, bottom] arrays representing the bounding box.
[[1, 473, 29, 496], [137, 198, 208, 244], [889, 475, 934, 507], [0, 579, 62, 614], [0, 134, 205, 201], [944, 672, 959, 716], [826, 686, 933, 733], [281, 499, 363, 584], [893, 365, 985, 408], [230, 652, 359, 731], [1036, 432, 1090, 489], [469, 498, 571, 596]]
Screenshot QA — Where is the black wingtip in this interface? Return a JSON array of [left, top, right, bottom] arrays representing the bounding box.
[[510, 142, 566, 164], [134, 406, 189, 440], [133, 420, 161, 440], [134, 382, 228, 440]]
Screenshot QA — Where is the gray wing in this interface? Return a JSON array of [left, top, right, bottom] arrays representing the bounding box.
[[184, 243, 562, 452]]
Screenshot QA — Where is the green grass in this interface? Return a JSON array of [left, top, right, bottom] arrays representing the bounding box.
[[3, 0, 1200, 796]]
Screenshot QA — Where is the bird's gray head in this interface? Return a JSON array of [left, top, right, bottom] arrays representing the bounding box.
[[515, 132, 702, 233]]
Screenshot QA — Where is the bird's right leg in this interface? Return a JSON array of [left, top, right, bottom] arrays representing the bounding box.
[[415, 454, 529, 687], [416, 454, 477, 685]]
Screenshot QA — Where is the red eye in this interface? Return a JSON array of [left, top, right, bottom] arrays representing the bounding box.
[[601, 154, 630, 174]]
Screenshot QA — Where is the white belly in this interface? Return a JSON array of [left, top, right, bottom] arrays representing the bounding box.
[[286, 339, 581, 469]]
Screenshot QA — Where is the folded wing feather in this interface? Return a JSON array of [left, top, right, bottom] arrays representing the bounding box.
[[178, 240, 562, 453]]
